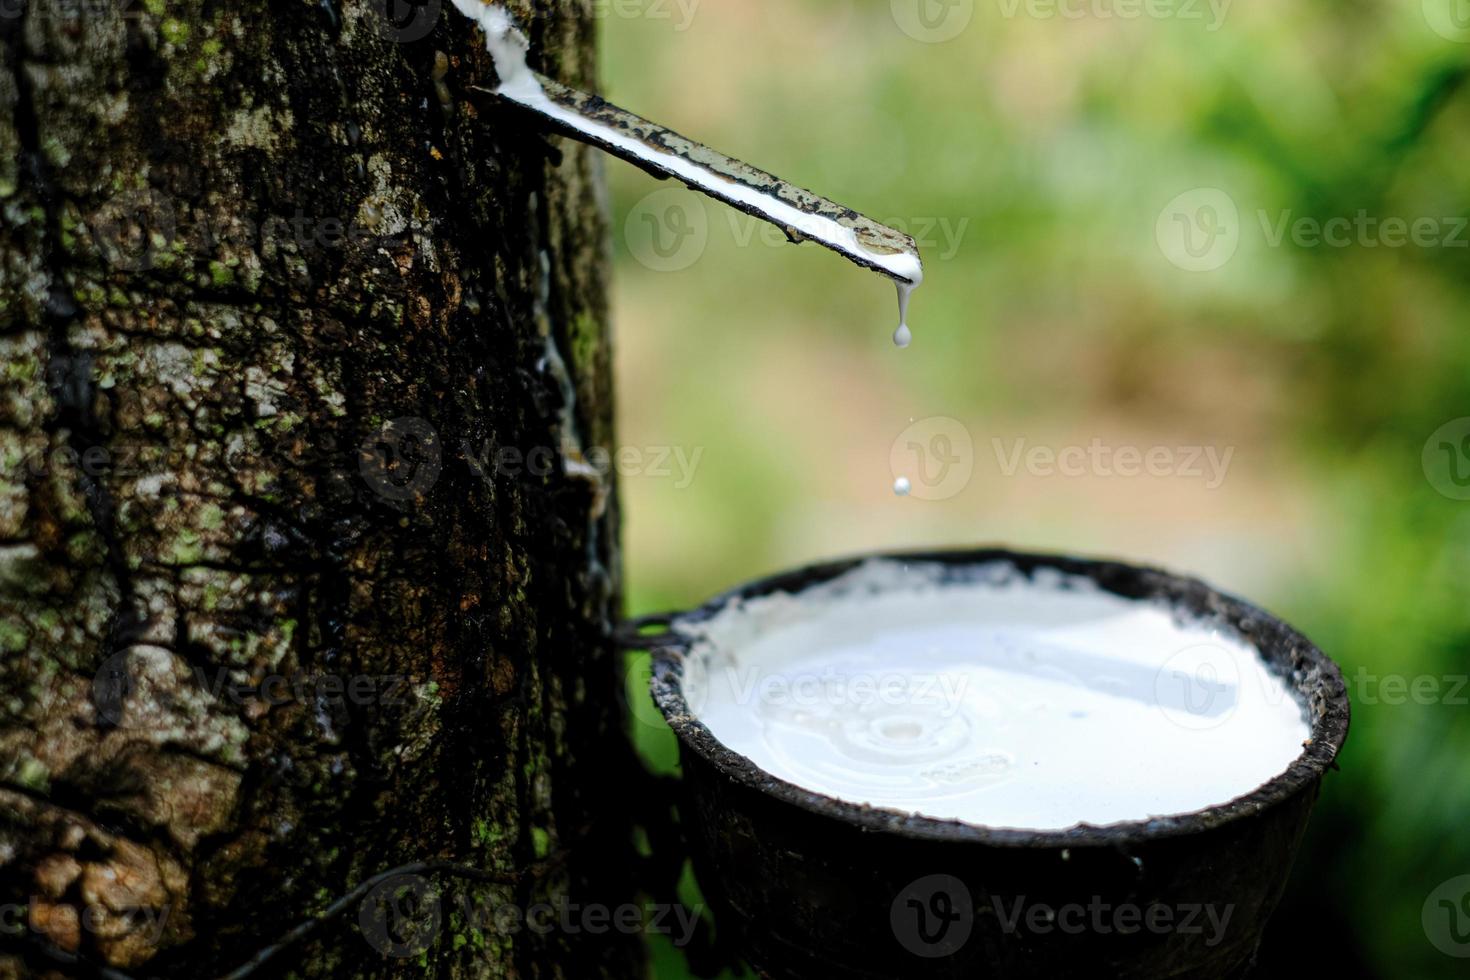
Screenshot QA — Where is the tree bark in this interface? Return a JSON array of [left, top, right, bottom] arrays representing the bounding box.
[[0, 0, 639, 976]]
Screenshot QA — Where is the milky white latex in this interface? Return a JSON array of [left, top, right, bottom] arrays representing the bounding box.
[[683, 561, 1311, 832]]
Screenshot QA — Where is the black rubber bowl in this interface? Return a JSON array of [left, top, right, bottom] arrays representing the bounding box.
[[646, 549, 1349, 980]]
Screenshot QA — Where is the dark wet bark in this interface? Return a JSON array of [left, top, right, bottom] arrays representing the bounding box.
[[0, 0, 638, 976]]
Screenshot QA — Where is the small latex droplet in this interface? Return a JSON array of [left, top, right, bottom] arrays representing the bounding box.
[[893, 477, 911, 496], [893, 323, 912, 348]]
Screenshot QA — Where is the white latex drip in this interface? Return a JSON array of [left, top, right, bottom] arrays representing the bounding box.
[[892, 257, 921, 347]]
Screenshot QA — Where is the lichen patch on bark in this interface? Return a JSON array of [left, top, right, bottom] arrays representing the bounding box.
[[2, 1, 637, 976]]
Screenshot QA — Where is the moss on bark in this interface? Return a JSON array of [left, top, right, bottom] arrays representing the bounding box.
[[0, 1, 638, 975]]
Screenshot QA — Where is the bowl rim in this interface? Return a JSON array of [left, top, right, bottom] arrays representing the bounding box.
[[644, 547, 1350, 848]]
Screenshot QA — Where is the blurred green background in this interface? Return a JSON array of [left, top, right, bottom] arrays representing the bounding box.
[[598, 2, 1470, 976]]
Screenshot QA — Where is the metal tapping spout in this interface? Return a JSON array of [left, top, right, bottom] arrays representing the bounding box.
[[450, 0, 924, 346]]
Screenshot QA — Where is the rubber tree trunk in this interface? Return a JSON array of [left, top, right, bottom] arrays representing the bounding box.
[[0, 0, 640, 976]]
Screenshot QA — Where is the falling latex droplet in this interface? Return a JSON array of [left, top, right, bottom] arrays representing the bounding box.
[[893, 278, 916, 348], [893, 477, 911, 496]]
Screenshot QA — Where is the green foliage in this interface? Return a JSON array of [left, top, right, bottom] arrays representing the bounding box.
[[607, 4, 1470, 977]]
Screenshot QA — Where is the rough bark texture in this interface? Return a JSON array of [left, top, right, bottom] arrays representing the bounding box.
[[0, 0, 638, 976]]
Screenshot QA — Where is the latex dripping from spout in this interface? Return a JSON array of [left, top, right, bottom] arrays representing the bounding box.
[[449, 0, 924, 346]]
